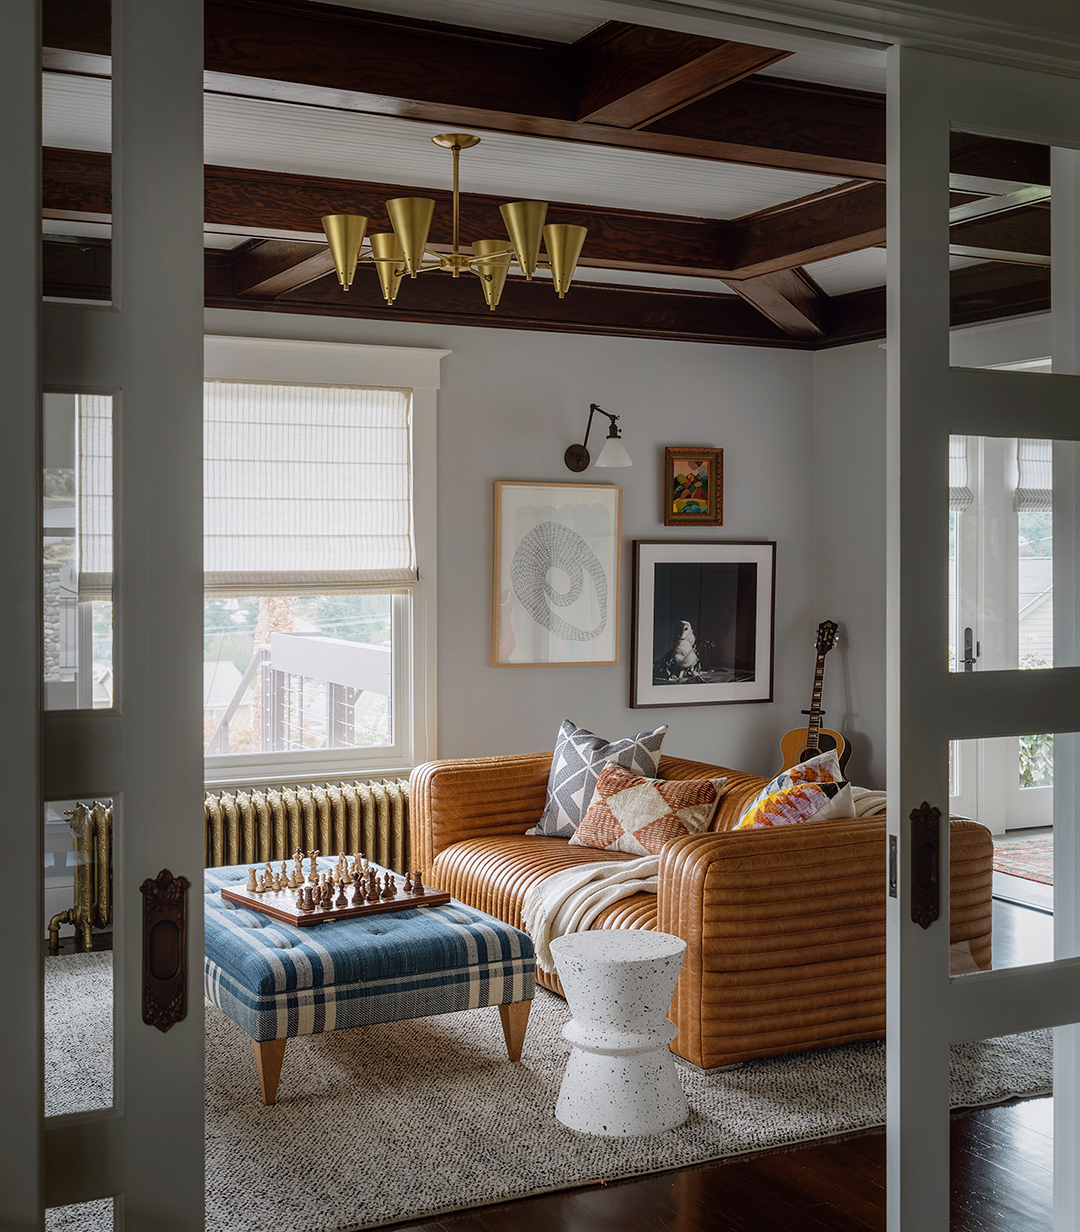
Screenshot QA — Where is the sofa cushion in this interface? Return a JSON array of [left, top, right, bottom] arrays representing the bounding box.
[[530, 718, 668, 839], [735, 778, 851, 830], [569, 764, 728, 854], [431, 835, 657, 935], [737, 749, 853, 828]]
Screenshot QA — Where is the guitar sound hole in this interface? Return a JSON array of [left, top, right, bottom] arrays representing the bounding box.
[[799, 733, 837, 762]]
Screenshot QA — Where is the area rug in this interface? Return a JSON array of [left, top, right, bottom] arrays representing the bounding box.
[[45, 953, 1053, 1232], [994, 837, 1054, 884]]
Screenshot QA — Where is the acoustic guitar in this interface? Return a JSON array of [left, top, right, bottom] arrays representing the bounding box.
[[779, 620, 851, 772]]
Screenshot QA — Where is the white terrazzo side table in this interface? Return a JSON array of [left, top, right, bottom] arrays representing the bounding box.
[[550, 930, 688, 1137]]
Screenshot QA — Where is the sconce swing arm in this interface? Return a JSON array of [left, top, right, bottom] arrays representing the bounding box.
[[565, 404, 621, 473]]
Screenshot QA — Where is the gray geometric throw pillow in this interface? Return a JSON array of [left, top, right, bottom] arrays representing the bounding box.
[[530, 718, 668, 839]]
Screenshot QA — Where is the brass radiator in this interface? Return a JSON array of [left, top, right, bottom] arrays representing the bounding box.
[[48, 801, 113, 955], [204, 780, 410, 874]]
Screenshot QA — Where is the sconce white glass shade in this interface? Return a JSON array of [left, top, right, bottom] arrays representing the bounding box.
[[596, 437, 632, 468]]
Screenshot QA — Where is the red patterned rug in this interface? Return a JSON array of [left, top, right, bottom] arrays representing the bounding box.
[[993, 837, 1053, 885]]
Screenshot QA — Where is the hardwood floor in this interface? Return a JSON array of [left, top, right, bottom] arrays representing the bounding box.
[[389, 897, 1055, 1232]]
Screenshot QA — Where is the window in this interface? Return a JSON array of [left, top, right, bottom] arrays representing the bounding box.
[[78, 337, 443, 783]]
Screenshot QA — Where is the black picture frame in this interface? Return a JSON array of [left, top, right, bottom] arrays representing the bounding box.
[[630, 540, 776, 708]]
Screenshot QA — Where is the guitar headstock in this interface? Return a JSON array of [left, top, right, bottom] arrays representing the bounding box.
[[816, 620, 839, 656]]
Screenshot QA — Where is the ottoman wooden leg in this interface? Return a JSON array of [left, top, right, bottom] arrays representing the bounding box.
[[253, 1038, 287, 1106], [498, 1000, 532, 1062]]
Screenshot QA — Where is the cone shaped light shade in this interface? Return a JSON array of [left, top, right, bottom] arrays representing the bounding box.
[[499, 201, 547, 280], [543, 224, 588, 297], [368, 232, 406, 304], [321, 214, 368, 288], [471, 240, 511, 310], [596, 435, 632, 467], [386, 197, 435, 277]]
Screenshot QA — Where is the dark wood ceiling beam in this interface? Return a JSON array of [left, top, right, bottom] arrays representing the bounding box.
[[574, 22, 790, 128], [730, 181, 886, 277], [721, 267, 826, 338], [231, 238, 335, 296], [44, 0, 884, 179], [44, 147, 739, 279]]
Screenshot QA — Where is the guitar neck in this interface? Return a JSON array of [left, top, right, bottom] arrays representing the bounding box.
[[805, 655, 827, 749]]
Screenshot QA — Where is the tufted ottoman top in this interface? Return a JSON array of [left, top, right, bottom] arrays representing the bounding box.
[[205, 861, 534, 997]]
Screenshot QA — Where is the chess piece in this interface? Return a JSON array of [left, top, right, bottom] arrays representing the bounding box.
[[307, 850, 320, 882], [302, 886, 315, 912], [264, 861, 274, 885], [412, 871, 424, 895], [403, 871, 413, 893], [270, 872, 281, 891], [246, 868, 258, 893], [381, 872, 395, 899], [335, 879, 348, 908], [293, 847, 305, 882], [254, 875, 266, 894], [365, 877, 380, 903], [280, 861, 288, 885]]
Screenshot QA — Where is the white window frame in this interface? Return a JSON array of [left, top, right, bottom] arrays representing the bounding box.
[[201, 335, 446, 788]]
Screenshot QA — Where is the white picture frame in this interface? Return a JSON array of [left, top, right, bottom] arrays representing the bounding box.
[[631, 539, 775, 707], [493, 481, 621, 667]]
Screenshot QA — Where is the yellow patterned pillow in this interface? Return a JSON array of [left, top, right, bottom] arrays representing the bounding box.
[[734, 779, 850, 830]]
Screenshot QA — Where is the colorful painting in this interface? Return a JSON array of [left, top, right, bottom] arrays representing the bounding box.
[[664, 447, 723, 526]]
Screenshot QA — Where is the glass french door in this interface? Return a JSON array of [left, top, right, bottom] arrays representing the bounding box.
[[949, 433, 1054, 832], [1, 2, 206, 1228], [888, 44, 1080, 1231]]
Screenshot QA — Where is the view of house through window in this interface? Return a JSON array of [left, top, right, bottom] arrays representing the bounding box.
[[203, 593, 393, 756]]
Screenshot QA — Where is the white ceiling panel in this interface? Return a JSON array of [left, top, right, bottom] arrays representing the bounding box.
[[756, 51, 885, 95], [805, 248, 984, 296], [44, 73, 845, 221]]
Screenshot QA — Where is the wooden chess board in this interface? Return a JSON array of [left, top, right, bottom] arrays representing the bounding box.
[[221, 863, 450, 927]]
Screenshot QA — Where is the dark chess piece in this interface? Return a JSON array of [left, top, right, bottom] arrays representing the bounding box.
[[302, 886, 315, 912], [351, 872, 363, 899], [365, 876, 380, 903], [412, 871, 424, 894], [335, 879, 348, 908], [403, 871, 413, 892], [381, 873, 395, 899]]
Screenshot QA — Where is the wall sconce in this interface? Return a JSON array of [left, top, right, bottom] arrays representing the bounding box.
[[564, 403, 632, 472]]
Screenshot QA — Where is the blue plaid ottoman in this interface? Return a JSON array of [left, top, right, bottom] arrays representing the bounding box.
[[204, 861, 535, 1104]]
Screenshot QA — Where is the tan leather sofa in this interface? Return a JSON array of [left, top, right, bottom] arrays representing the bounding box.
[[409, 751, 994, 1069]]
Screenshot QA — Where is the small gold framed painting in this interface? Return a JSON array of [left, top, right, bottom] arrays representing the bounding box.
[[664, 447, 723, 526]]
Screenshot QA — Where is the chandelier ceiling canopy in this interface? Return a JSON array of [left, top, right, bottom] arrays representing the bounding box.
[[321, 134, 588, 311]]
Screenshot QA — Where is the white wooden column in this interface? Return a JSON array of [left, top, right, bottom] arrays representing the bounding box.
[[0, 2, 44, 1227], [1051, 144, 1080, 1232]]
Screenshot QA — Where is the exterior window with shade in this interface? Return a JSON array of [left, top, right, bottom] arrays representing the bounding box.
[[79, 340, 440, 785]]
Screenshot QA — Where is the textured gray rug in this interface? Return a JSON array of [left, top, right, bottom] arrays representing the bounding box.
[[45, 952, 1053, 1232]]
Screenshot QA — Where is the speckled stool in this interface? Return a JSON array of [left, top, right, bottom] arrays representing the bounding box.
[[550, 930, 688, 1137]]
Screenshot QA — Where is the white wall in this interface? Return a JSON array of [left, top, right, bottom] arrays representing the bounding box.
[[812, 339, 889, 787], [206, 308, 816, 776]]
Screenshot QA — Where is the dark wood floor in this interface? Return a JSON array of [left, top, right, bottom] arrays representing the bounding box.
[[390, 898, 1056, 1232]]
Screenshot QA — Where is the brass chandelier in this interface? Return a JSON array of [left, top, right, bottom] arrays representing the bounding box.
[[320, 133, 588, 310]]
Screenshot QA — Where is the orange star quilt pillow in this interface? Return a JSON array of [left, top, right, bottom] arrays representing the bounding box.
[[569, 763, 729, 856]]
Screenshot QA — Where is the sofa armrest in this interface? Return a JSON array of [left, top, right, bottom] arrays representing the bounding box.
[[408, 752, 554, 872], [658, 816, 993, 1068]]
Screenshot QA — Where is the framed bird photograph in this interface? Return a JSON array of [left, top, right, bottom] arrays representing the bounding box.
[[630, 540, 775, 708], [664, 446, 723, 526]]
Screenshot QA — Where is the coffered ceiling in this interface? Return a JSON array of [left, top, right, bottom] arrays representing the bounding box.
[[41, 0, 1051, 348]]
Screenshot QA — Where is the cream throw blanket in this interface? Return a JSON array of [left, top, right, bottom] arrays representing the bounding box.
[[522, 785, 888, 975], [521, 856, 659, 975]]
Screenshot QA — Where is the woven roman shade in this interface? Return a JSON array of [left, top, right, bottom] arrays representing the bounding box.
[[949, 435, 974, 511], [1015, 438, 1053, 512], [78, 381, 416, 599], [77, 394, 113, 601]]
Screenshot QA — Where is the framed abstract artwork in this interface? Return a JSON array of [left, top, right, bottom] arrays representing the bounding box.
[[664, 447, 723, 526], [493, 481, 621, 667], [631, 540, 775, 707]]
